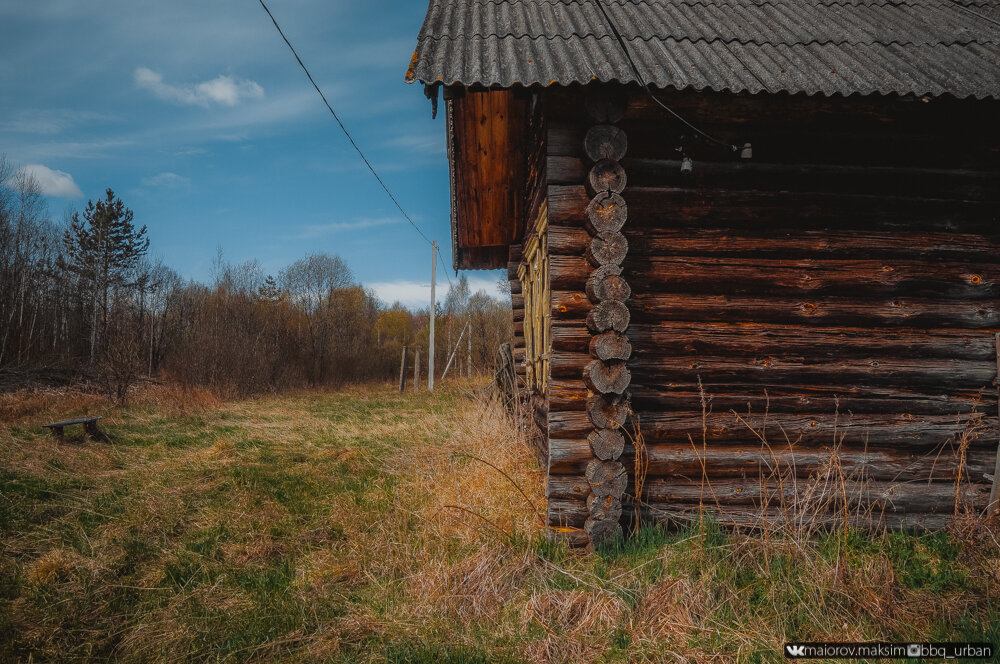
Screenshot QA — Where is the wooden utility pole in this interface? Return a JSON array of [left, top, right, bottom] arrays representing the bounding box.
[[429, 242, 436, 391], [398, 345, 408, 393], [413, 347, 420, 391]]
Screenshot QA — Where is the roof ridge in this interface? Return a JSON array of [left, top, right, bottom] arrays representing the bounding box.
[[415, 32, 1000, 47]]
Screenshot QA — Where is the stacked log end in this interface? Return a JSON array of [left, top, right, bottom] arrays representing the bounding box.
[[580, 97, 631, 547]]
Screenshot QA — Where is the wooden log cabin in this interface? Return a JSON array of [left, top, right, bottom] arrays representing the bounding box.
[[407, 0, 1000, 546]]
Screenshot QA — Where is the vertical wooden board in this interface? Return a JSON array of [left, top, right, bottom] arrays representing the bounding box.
[[494, 91, 513, 243], [452, 90, 527, 255], [474, 91, 492, 249], [990, 332, 1000, 513], [454, 93, 478, 249]]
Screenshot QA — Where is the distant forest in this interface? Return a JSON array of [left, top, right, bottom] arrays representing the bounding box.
[[0, 156, 512, 399]]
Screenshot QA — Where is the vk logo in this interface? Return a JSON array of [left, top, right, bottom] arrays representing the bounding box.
[[786, 645, 807, 657]]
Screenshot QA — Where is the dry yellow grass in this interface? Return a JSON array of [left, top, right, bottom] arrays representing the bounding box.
[[1, 378, 998, 663]]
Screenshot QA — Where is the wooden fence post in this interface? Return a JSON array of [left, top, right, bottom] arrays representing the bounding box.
[[413, 347, 420, 392], [495, 342, 516, 411], [399, 345, 408, 393]]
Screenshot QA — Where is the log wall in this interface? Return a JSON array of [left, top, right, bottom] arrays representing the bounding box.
[[510, 93, 551, 468], [543, 86, 1000, 545]]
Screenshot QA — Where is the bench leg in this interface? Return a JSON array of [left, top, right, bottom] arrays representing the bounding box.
[[50, 426, 64, 440], [84, 422, 103, 440]]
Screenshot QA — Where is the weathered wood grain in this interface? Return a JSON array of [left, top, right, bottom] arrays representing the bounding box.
[[587, 158, 627, 194], [551, 322, 998, 360], [547, 437, 998, 480], [550, 410, 994, 448], [583, 359, 631, 394], [586, 266, 631, 303], [586, 300, 630, 332], [583, 125, 628, 162], [627, 292, 1000, 328], [586, 231, 629, 267], [589, 331, 632, 361], [552, 350, 996, 390], [547, 224, 1000, 261], [588, 428, 626, 461], [549, 185, 998, 230], [625, 256, 1000, 299], [585, 460, 628, 499], [585, 192, 628, 235], [585, 394, 629, 429]]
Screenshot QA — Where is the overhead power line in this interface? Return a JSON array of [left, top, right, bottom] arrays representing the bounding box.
[[592, 0, 743, 153], [258, 0, 455, 289], [258, 0, 456, 290]]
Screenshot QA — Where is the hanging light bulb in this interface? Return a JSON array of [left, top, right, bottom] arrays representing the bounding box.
[[740, 142, 753, 159], [680, 156, 693, 175]]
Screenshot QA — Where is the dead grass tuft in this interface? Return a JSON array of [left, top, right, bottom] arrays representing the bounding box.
[[412, 547, 537, 621], [526, 589, 627, 635], [25, 548, 92, 587], [0, 386, 106, 424], [629, 577, 699, 642]]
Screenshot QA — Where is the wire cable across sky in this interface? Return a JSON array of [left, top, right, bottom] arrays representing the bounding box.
[[257, 0, 455, 288], [592, 0, 742, 153]]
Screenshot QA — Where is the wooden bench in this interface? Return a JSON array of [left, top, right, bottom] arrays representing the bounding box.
[[42, 416, 104, 441]]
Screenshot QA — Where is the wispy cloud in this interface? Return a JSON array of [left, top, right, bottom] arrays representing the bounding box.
[[134, 67, 264, 107], [7, 138, 135, 162], [141, 172, 190, 188], [173, 146, 207, 157], [15, 164, 83, 198], [286, 217, 402, 240], [0, 109, 113, 135], [382, 134, 445, 155], [367, 277, 503, 310]]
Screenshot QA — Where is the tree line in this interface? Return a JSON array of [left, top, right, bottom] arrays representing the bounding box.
[[0, 156, 512, 399]]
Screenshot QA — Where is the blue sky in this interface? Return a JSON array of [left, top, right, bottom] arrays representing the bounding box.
[[0, 0, 502, 308]]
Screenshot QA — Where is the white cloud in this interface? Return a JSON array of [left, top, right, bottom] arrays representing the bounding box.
[[141, 172, 190, 188], [383, 134, 445, 155], [286, 217, 402, 240], [15, 164, 83, 198], [134, 67, 264, 107], [367, 277, 504, 310]]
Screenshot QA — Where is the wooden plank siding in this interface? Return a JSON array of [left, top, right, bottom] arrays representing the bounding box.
[[448, 90, 529, 269], [542, 87, 1000, 539]]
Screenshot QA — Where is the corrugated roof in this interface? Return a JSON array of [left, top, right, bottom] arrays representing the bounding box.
[[406, 0, 1000, 98]]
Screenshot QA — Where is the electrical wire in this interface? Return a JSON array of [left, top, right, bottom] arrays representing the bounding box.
[[258, 0, 435, 245], [258, 0, 456, 289], [591, 0, 741, 152], [946, 0, 1000, 28]]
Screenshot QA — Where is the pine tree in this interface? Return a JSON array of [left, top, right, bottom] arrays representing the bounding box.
[[258, 275, 282, 302], [61, 189, 149, 364]]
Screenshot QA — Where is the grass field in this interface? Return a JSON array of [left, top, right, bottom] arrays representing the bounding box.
[[1, 380, 998, 663]]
